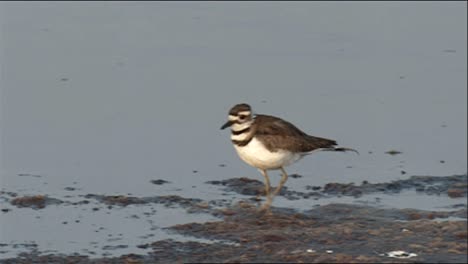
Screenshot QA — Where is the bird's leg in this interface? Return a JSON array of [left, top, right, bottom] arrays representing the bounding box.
[[260, 167, 289, 212], [271, 167, 289, 198], [259, 169, 271, 197], [259, 169, 273, 212]]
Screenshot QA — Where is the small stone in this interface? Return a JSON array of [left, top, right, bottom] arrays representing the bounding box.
[[454, 231, 467, 239], [195, 202, 210, 209], [408, 213, 422, 220], [221, 209, 236, 216], [447, 189, 464, 198]]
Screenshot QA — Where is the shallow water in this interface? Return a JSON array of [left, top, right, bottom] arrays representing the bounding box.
[[1, 1, 467, 258]]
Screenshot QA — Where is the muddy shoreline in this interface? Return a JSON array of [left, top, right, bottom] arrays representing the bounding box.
[[1, 174, 466, 263]]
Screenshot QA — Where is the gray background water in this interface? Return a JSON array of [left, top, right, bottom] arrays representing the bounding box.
[[1, 1, 466, 258]]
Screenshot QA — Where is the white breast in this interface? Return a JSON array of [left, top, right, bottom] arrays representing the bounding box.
[[233, 137, 303, 170]]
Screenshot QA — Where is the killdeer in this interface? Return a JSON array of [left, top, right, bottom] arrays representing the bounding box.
[[221, 103, 358, 210]]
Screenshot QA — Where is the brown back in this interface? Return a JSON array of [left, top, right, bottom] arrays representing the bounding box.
[[253, 115, 337, 153]]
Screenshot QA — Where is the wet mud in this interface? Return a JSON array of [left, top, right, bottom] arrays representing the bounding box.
[[10, 195, 63, 209], [83, 194, 205, 209], [165, 203, 466, 263], [1, 174, 466, 263], [207, 174, 467, 200]]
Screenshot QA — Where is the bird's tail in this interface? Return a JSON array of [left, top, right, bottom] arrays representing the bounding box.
[[323, 146, 359, 155]]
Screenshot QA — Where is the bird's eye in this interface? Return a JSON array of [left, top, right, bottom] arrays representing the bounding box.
[[238, 115, 246, 120]]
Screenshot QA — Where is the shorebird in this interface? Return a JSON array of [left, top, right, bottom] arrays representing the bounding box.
[[221, 103, 358, 210]]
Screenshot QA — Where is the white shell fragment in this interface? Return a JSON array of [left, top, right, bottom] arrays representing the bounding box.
[[306, 249, 316, 253], [326, 250, 333, 254], [381, 250, 418, 259]]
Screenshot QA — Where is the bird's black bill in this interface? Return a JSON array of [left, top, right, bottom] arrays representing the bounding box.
[[220, 120, 233, 130]]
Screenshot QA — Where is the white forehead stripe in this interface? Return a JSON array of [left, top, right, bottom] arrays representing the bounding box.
[[229, 111, 250, 116]]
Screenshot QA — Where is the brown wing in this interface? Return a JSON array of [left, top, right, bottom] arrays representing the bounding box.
[[254, 115, 337, 153]]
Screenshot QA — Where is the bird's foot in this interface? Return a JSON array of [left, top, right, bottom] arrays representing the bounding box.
[[258, 197, 273, 215]]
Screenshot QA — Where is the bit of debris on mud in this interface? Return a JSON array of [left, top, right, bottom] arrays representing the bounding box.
[[385, 150, 403, 155], [0, 174, 466, 263], [150, 179, 170, 185]]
